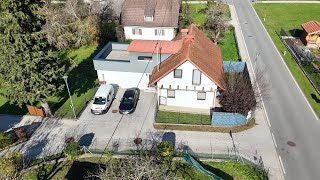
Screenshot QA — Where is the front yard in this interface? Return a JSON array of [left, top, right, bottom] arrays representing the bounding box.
[[254, 3, 320, 117], [156, 110, 211, 125]]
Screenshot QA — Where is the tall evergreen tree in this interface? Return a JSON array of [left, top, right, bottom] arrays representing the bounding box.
[[0, 0, 65, 115]]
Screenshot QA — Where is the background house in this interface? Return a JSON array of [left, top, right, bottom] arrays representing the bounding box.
[[149, 25, 225, 110], [301, 20, 320, 47], [121, 0, 181, 40]]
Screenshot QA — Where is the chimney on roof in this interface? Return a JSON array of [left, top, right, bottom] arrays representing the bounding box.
[[181, 29, 189, 36]]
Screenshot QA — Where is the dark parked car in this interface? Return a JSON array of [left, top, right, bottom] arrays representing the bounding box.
[[119, 88, 140, 114]]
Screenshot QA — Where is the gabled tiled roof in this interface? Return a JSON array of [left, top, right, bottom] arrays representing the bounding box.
[[121, 0, 181, 27], [148, 24, 225, 89], [301, 21, 320, 34], [127, 40, 183, 54]]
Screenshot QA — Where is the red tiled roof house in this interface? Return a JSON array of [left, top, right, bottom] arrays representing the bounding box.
[[93, 25, 225, 110], [121, 0, 181, 40], [149, 25, 225, 109], [301, 20, 320, 47]]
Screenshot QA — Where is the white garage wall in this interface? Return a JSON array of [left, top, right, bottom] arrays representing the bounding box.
[[160, 89, 214, 109], [97, 70, 154, 90], [124, 26, 175, 40]]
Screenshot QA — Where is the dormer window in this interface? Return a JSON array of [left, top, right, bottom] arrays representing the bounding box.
[[144, 16, 153, 22]]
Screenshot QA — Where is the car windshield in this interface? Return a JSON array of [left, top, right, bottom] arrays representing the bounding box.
[[122, 97, 133, 104], [93, 97, 106, 105]]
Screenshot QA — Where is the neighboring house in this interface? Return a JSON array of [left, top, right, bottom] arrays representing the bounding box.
[[121, 0, 181, 40], [148, 25, 225, 109], [301, 20, 320, 47], [92, 24, 225, 110]]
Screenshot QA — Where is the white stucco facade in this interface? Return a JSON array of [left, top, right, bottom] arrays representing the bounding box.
[[124, 26, 176, 40], [97, 70, 154, 91], [156, 61, 218, 109]]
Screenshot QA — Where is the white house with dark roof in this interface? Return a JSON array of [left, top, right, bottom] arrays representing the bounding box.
[[121, 0, 181, 40]]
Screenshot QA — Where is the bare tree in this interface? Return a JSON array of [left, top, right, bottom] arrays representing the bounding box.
[[218, 66, 270, 115], [205, 1, 229, 43], [41, 0, 99, 49]]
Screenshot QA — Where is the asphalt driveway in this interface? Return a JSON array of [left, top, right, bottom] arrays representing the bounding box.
[[78, 88, 158, 150]]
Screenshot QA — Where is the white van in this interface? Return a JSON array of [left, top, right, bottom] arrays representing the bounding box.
[[91, 84, 115, 115]]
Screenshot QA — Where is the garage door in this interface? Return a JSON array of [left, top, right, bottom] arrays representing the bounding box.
[[97, 70, 150, 89]]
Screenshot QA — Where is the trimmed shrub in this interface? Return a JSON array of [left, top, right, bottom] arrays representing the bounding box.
[[156, 141, 174, 162], [0, 132, 14, 149], [63, 141, 82, 160]]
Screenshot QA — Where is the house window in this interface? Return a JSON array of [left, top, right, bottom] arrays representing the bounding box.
[[155, 29, 165, 36], [167, 90, 175, 98], [174, 69, 182, 78], [132, 28, 142, 35], [197, 92, 206, 100], [138, 56, 152, 61], [144, 16, 153, 22], [192, 69, 201, 85]]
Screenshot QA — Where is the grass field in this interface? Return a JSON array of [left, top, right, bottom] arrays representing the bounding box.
[[22, 157, 266, 180], [157, 110, 211, 125], [0, 45, 100, 118], [254, 3, 320, 118]]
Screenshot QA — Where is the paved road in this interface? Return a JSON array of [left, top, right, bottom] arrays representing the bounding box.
[[231, 0, 320, 179]]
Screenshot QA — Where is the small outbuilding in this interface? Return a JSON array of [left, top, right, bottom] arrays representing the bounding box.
[[301, 20, 320, 47]]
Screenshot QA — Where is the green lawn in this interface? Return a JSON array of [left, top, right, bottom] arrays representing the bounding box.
[[0, 45, 100, 118], [188, 4, 207, 26], [48, 45, 100, 118], [254, 3, 320, 118], [157, 110, 211, 125], [218, 28, 240, 60], [22, 157, 265, 180]]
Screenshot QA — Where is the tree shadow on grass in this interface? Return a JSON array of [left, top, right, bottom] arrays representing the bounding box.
[[0, 101, 28, 115], [197, 160, 234, 180], [36, 158, 64, 180], [65, 161, 105, 180], [289, 29, 303, 37], [311, 93, 320, 103], [49, 46, 103, 117]]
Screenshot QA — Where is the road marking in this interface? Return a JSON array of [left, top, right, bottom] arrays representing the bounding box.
[[278, 155, 287, 174], [272, 133, 277, 148], [248, 0, 319, 120]]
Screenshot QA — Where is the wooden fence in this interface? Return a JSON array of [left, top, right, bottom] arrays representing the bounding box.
[[27, 105, 46, 117]]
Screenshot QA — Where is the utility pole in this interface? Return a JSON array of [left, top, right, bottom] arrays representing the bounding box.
[[63, 76, 77, 119]]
